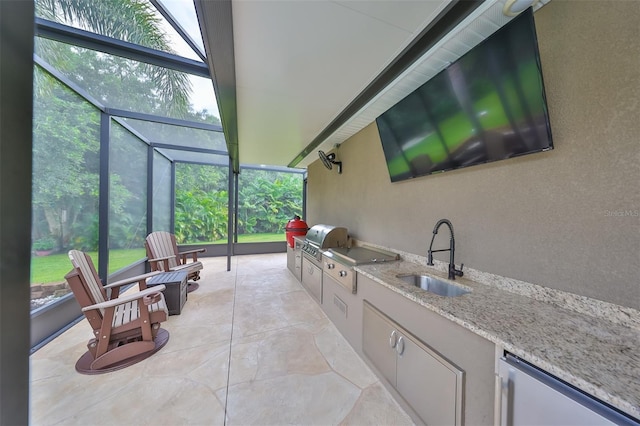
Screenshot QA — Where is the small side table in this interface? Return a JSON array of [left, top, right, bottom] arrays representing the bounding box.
[[147, 271, 188, 315]]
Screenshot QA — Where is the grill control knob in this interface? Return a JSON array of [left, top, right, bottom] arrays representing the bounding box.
[[326, 263, 335, 269], [339, 270, 348, 277]]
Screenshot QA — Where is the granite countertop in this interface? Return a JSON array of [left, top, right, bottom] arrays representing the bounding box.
[[354, 259, 640, 420]]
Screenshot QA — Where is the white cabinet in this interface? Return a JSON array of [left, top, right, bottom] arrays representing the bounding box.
[[287, 237, 303, 282], [358, 273, 495, 424], [301, 259, 322, 304], [321, 270, 364, 353], [363, 301, 464, 426]]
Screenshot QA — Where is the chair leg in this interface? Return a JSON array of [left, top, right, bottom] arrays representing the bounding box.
[[95, 307, 116, 358]]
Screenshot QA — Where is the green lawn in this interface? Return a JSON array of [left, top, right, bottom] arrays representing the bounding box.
[[31, 249, 146, 285], [31, 233, 285, 285]]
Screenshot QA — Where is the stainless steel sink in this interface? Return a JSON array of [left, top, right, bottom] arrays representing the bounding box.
[[396, 274, 471, 297]]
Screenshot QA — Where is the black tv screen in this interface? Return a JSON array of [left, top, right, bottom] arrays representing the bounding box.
[[376, 9, 553, 182]]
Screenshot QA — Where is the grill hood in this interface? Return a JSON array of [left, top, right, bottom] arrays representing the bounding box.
[[305, 224, 348, 249]]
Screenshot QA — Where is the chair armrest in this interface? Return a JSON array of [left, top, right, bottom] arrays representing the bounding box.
[[104, 271, 162, 289], [81, 285, 166, 311], [148, 255, 176, 262], [178, 248, 206, 263], [178, 248, 206, 255], [147, 255, 176, 273]]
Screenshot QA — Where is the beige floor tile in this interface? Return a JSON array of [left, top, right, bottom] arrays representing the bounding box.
[[223, 372, 361, 426], [340, 382, 415, 426], [161, 323, 232, 353], [65, 376, 225, 425], [231, 290, 326, 338], [314, 324, 378, 389], [228, 323, 331, 386]]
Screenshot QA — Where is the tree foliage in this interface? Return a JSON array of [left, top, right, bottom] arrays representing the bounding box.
[[32, 67, 101, 250], [173, 166, 304, 244], [237, 170, 303, 235], [174, 164, 228, 243]]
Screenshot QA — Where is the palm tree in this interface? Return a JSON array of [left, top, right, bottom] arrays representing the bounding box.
[[35, 0, 192, 115]]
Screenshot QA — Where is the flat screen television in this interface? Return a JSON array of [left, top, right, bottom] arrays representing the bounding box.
[[376, 8, 553, 182]]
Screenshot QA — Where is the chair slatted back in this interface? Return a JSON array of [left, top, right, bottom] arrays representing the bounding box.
[[67, 250, 107, 328], [145, 231, 179, 270]]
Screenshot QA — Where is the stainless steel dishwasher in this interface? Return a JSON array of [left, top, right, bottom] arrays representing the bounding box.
[[497, 353, 639, 425]]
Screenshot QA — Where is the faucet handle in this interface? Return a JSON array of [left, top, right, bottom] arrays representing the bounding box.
[[455, 263, 464, 277], [427, 251, 434, 266]]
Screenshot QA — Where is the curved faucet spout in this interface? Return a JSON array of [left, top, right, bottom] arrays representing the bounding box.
[[433, 218, 454, 236], [427, 218, 463, 280]]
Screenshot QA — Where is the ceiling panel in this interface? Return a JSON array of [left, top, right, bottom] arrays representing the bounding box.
[[231, 0, 455, 166], [332, 0, 448, 32]]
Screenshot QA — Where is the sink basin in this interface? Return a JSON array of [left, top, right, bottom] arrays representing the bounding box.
[[396, 274, 470, 297]]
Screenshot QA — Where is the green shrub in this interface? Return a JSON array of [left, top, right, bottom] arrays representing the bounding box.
[[33, 236, 56, 251]]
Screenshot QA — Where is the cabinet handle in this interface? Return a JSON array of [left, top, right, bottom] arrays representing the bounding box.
[[494, 375, 502, 426], [389, 330, 398, 349], [396, 336, 405, 356], [505, 368, 515, 426]]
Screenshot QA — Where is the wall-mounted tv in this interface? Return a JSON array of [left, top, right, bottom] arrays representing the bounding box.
[[376, 8, 553, 182]]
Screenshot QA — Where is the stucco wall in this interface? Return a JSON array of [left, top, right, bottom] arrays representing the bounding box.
[[307, 0, 640, 309]]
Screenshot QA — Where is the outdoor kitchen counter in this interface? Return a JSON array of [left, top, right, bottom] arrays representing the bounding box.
[[355, 259, 640, 420]]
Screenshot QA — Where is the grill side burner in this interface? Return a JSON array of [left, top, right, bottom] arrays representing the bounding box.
[[323, 245, 399, 293]]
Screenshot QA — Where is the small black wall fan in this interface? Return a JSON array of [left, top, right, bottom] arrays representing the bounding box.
[[318, 150, 342, 174]]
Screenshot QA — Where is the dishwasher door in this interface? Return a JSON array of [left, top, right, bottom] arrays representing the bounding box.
[[498, 354, 638, 426]]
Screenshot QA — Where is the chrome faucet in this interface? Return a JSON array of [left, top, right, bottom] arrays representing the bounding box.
[[427, 218, 464, 280]]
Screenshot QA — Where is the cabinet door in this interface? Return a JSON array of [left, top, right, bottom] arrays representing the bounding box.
[[363, 302, 397, 387], [301, 261, 322, 304], [322, 274, 349, 333], [323, 274, 364, 352], [396, 331, 462, 426], [287, 245, 296, 274]]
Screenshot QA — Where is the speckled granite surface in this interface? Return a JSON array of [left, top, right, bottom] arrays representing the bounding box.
[[354, 255, 640, 420]]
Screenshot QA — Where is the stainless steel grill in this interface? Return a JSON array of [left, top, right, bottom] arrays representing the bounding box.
[[300, 224, 349, 305], [301, 224, 349, 267]]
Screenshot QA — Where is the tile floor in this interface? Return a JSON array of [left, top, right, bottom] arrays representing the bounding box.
[[30, 253, 414, 425]]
